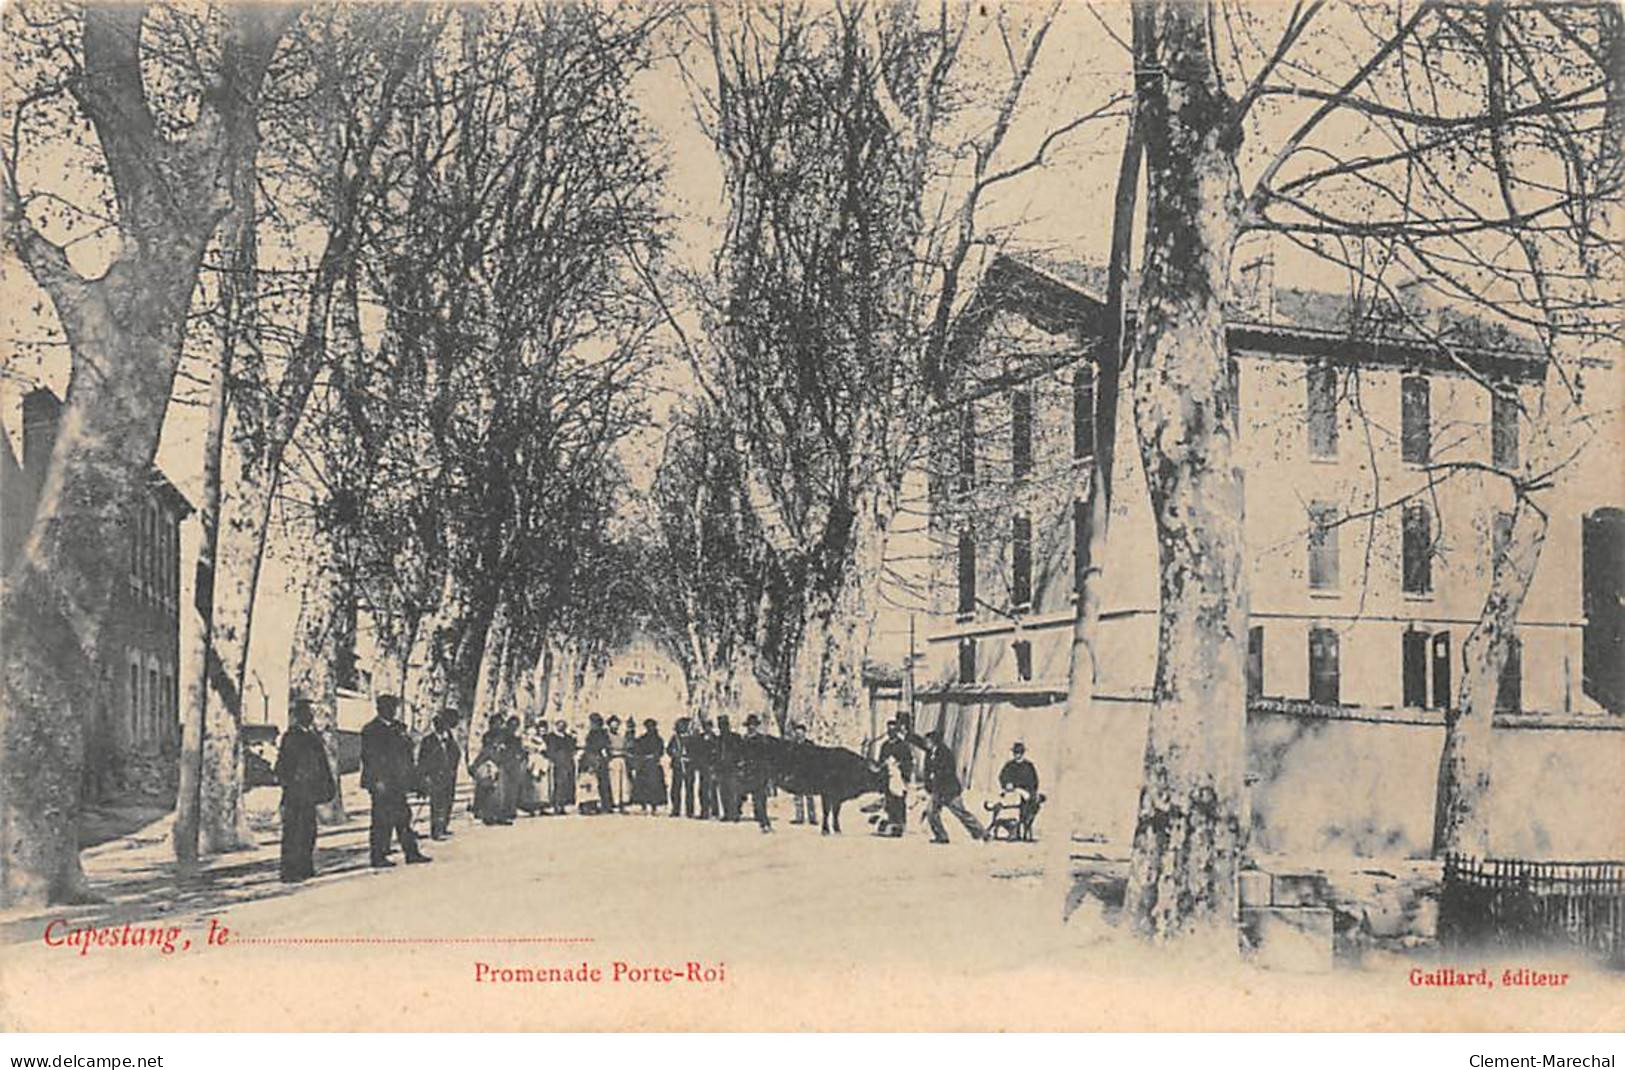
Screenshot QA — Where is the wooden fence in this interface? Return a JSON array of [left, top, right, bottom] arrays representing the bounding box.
[[1440, 854, 1625, 968]]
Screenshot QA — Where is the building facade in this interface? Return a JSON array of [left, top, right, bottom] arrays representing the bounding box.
[[3, 387, 191, 801], [913, 256, 1624, 861]]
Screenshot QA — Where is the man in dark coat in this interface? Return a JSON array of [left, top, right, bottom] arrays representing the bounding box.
[[714, 715, 743, 821], [274, 697, 335, 883], [667, 717, 694, 818], [876, 719, 914, 837], [416, 709, 461, 840], [361, 693, 430, 867], [921, 729, 985, 844], [997, 741, 1041, 839], [738, 715, 774, 833], [582, 713, 612, 814], [545, 719, 578, 812], [691, 717, 719, 819]]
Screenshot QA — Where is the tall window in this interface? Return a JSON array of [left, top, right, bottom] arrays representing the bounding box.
[[1492, 390, 1520, 469], [1308, 627, 1340, 705], [1013, 639, 1034, 683], [958, 638, 977, 684], [1011, 514, 1032, 607], [1011, 387, 1032, 479], [1073, 499, 1091, 595], [1308, 502, 1340, 591], [1403, 503, 1433, 595], [1073, 364, 1096, 460], [128, 657, 140, 737], [957, 406, 976, 497], [956, 531, 976, 616], [1496, 635, 1522, 713], [1402, 374, 1431, 464], [1307, 364, 1338, 459], [1247, 626, 1265, 701]]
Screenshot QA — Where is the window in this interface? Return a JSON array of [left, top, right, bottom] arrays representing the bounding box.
[[1308, 627, 1340, 705], [1011, 514, 1032, 607], [1073, 499, 1091, 595], [128, 658, 140, 737], [140, 506, 153, 597], [1308, 502, 1339, 591], [957, 406, 976, 497], [148, 665, 159, 743], [956, 531, 976, 616], [1011, 387, 1032, 479], [958, 638, 977, 685], [1402, 375, 1431, 464], [1013, 639, 1033, 682], [1492, 390, 1519, 469], [1406, 630, 1454, 710], [1403, 504, 1433, 595], [1307, 364, 1338, 459], [1247, 626, 1264, 701], [1073, 364, 1096, 460], [1496, 635, 1522, 713]]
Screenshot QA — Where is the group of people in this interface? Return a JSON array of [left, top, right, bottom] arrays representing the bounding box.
[[272, 692, 1042, 882]]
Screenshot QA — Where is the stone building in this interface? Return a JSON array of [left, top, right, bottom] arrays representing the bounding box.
[[2, 387, 191, 802], [912, 255, 1624, 861]]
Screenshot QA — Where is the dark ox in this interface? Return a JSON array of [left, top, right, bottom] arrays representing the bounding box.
[[764, 739, 885, 834]]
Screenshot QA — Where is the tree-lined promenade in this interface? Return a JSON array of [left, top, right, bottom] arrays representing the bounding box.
[[2, 0, 1618, 969]]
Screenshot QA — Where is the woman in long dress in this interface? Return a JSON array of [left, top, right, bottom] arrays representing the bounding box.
[[630, 718, 667, 814], [469, 724, 513, 826], [546, 719, 577, 813]]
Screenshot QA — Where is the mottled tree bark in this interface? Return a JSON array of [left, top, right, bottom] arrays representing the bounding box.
[[1122, 0, 1250, 947]]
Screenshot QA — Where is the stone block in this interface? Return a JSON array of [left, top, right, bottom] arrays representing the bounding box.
[[1240, 906, 1335, 973], [1238, 869, 1273, 908]]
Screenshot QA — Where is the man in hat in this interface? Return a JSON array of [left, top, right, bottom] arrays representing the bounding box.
[[876, 719, 914, 837], [274, 697, 335, 882], [667, 717, 694, 818], [714, 715, 743, 822], [416, 708, 462, 840], [582, 713, 612, 814], [361, 694, 431, 867], [738, 714, 774, 833], [921, 728, 985, 844], [998, 741, 1041, 839]]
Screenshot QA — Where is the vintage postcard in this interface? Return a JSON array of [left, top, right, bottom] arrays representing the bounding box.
[[1, 0, 1621, 1035]]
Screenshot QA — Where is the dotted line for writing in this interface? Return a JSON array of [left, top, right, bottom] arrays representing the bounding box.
[[234, 936, 595, 946]]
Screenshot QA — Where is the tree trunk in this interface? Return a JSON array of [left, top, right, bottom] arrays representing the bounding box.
[[1049, 101, 1142, 918], [468, 601, 511, 748], [1122, 0, 1250, 947], [785, 490, 892, 748], [0, 6, 286, 906], [287, 531, 350, 825]]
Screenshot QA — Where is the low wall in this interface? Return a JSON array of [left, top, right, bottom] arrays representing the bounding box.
[[919, 695, 1625, 861]]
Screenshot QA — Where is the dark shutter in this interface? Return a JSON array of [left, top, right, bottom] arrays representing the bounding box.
[[958, 638, 977, 684], [1011, 388, 1032, 478], [1431, 631, 1452, 710], [1012, 515, 1032, 607], [1013, 639, 1033, 682], [1073, 364, 1096, 460], [1403, 630, 1429, 707], [957, 531, 976, 616], [1492, 390, 1519, 469], [1308, 502, 1339, 590], [957, 405, 976, 496], [1073, 499, 1090, 595], [1496, 635, 1523, 713], [1247, 626, 1264, 700]]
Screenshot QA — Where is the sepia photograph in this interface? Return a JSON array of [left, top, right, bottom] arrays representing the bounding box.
[[0, 0, 1621, 1041]]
